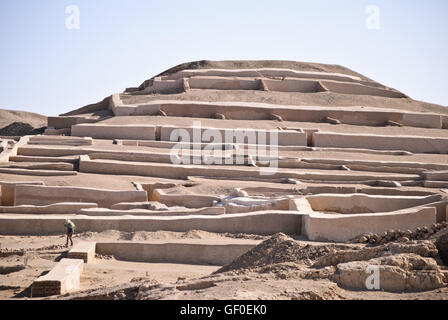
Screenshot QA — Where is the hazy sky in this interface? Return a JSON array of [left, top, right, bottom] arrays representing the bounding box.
[[0, 0, 447, 116]]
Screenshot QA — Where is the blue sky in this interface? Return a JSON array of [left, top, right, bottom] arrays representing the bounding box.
[[0, 0, 447, 116]]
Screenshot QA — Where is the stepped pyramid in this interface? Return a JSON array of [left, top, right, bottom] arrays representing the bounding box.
[[1, 60, 448, 243]]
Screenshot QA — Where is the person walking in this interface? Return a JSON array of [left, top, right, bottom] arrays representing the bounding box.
[[64, 219, 75, 247]]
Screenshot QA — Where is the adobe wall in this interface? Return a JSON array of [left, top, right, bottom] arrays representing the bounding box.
[[67, 242, 96, 263], [422, 171, 448, 181], [410, 200, 448, 223], [2, 162, 74, 171], [112, 100, 442, 129], [44, 128, 71, 136], [0, 203, 98, 214], [0, 136, 29, 163], [0, 181, 44, 206], [77, 207, 225, 216], [71, 124, 157, 140], [301, 158, 448, 171], [306, 194, 443, 214], [160, 68, 406, 91], [28, 136, 93, 146], [0, 168, 77, 177], [47, 116, 97, 129], [424, 181, 448, 188], [442, 116, 448, 129], [89, 151, 174, 164], [79, 156, 420, 182], [31, 258, 84, 297], [95, 241, 258, 266], [224, 197, 290, 214], [160, 125, 307, 146], [312, 132, 448, 154], [303, 207, 437, 242], [0, 211, 302, 235], [188, 76, 260, 90], [152, 189, 220, 208], [14, 185, 148, 208], [145, 77, 185, 93], [263, 78, 326, 93], [320, 80, 407, 98], [144, 75, 403, 98], [162, 68, 363, 83], [9, 155, 78, 164]]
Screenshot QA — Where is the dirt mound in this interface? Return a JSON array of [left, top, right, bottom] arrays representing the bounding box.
[[315, 241, 439, 268], [0, 122, 45, 136], [332, 253, 446, 292], [349, 222, 448, 245], [435, 233, 448, 266], [0, 109, 46, 128], [216, 233, 349, 274]]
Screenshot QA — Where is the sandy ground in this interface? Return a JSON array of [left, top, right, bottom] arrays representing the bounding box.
[[0, 230, 262, 300], [1, 232, 447, 300]]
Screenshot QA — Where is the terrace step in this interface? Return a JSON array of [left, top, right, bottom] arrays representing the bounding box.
[[79, 156, 421, 182], [312, 132, 448, 154], [0, 211, 303, 236], [111, 100, 440, 129], [0, 168, 77, 176]]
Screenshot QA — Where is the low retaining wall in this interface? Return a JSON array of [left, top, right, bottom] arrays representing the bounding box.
[[162, 68, 363, 83], [144, 77, 185, 93], [424, 181, 448, 188], [112, 100, 441, 129], [145, 71, 407, 98], [44, 128, 71, 136], [77, 207, 225, 216], [320, 80, 407, 98], [1, 162, 74, 171], [28, 136, 92, 146], [188, 76, 261, 91], [302, 158, 448, 172], [0, 136, 29, 163], [160, 125, 307, 146], [146, 75, 404, 98], [303, 207, 437, 242], [95, 240, 258, 265], [67, 242, 96, 263], [9, 155, 78, 164], [312, 132, 448, 154], [0, 181, 44, 206], [0, 211, 302, 236], [48, 116, 98, 129], [71, 124, 157, 140], [152, 189, 220, 208], [263, 78, 326, 93], [0, 203, 98, 215], [79, 157, 420, 182], [423, 171, 448, 181], [306, 194, 443, 214], [14, 185, 148, 208], [0, 168, 77, 176], [31, 258, 84, 297]]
